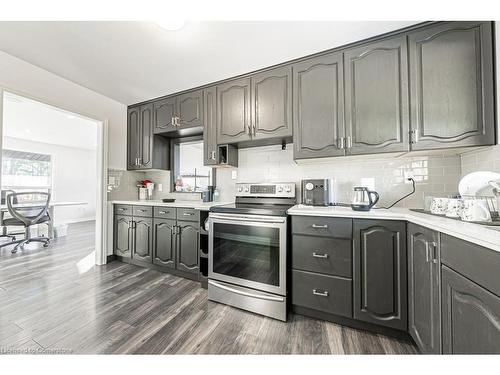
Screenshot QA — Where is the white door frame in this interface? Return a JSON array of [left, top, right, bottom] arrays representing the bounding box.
[[0, 87, 109, 265]]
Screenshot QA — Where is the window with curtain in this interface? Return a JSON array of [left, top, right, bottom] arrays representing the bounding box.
[[1, 149, 52, 202]]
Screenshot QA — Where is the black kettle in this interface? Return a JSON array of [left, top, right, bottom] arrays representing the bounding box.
[[351, 186, 379, 211]]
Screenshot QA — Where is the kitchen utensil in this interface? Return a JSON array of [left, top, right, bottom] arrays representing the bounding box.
[[445, 198, 463, 218], [351, 186, 379, 211], [458, 171, 500, 197], [460, 198, 492, 222], [430, 197, 449, 215]]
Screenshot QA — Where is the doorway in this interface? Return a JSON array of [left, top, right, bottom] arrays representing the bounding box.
[[0, 89, 107, 265]]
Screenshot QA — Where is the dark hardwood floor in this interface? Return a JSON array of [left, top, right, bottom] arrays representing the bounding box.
[[0, 221, 418, 354]]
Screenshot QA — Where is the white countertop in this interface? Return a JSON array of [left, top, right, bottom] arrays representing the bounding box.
[[288, 205, 500, 253], [109, 199, 232, 211]]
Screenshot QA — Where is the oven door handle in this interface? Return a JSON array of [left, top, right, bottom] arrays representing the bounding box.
[[209, 213, 286, 224], [208, 280, 285, 302]]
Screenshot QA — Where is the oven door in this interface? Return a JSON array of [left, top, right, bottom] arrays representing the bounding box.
[[208, 213, 287, 296]]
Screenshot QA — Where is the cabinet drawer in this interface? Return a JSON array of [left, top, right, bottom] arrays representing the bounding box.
[[292, 269, 352, 318], [114, 204, 132, 216], [132, 205, 153, 217], [441, 234, 500, 297], [176, 208, 200, 222], [292, 235, 352, 277], [292, 216, 352, 239], [153, 206, 176, 219]]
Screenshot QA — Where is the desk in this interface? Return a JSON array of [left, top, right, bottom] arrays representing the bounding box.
[[0, 201, 87, 238]]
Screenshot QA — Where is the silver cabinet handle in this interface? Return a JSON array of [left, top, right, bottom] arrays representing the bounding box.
[[158, 210, 169, 214], [312, 289, 329, 297], [346, 136, 352, 148], [171, 117, 175, 127], [312, 252, 329, 259], [137, 209, 146, 212], [311, 224, 328, 229], [118, 208, 126, 211], [183, 212, 194, 216], [431, 241, 438, 264], [211, 151, 216, 160], [425, 242, 430, 263], [176, 117, 181, 127], [337, 137, 346, 149]]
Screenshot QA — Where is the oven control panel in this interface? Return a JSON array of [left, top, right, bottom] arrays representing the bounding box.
[[235, 183, 295, 198]]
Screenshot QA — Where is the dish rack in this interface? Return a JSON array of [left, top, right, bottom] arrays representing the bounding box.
[[411, 195, 500, 226]]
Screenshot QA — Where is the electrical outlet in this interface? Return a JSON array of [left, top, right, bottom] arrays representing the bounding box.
[[231, 170, 238, 180], [404, 171, 414, 183], [158, 183, 163, 192]]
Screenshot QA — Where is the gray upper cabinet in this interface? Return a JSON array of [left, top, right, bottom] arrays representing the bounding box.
[[153, 97, 176, 134], [217, 77, 252, 144], [344, 36, 409, 155], [409, 21, 495, 150], [133, 217, 153, 263], [177, 90, 203, 128], [408, 224, 441, 354], [114, 215, 132, 258], [293, 52, 345, 159], [139, 104, 153, 169], [203, 86, 218, 165], [353, 219, 407, 331], [127, 106, 141, 170], [176, 221, 199, 274], [442, 265, 500, 354], [153, 218, 176, 268], [251, 66, 293, 141]]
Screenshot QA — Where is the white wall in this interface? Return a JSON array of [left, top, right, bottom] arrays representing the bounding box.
[[3, 136, 97, 225], [0, 50, 127, 170]]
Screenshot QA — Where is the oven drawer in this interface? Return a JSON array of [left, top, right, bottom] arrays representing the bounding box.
[[177, 208, 200, 222], [154, 206, 176, 219], [292, 269, 352, 317], [292, 216, 352, 239], [114, 204, 132, 216], [292, 235, 352, 277], [132, 205, 153, 217]]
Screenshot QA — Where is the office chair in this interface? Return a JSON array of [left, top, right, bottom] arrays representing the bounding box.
[[0, 192, 51, 253], [0, 190, 18, 243]]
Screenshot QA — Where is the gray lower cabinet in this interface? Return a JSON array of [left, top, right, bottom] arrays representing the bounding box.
[[251, 66, 293, 141], [353, 219, 407, 331], [203, 86, 218, 165], [408, 21, 495, 150], [176, 221, 199, 274], [153, 218, 176, 268], [441, 265, 500, 354], [408, 223, 441, 354], [153, 97, 176, 134], [293, 52, 345, 159], [217, 77, 252, 144], [344, 35, 409, 155], [113, 215, 132, 258], [132, 217, 153, 263]]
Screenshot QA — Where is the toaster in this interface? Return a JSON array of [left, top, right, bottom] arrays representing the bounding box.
[[301, 179, 336, 206]]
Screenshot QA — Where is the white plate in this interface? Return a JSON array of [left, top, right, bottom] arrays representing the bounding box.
[[458, 171, 500, 197]]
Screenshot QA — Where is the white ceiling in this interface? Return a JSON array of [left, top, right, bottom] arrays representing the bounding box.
[[0, 21, 419, 105], [3, 92, 98, 150]]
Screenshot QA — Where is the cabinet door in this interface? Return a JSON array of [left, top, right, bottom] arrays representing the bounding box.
[[114, 215, 132, 258], [127, 107, 141, 170], [442, 265, 500, 354], [133, 217, 153, 263], [216, 77, 252, 144], [251, 66, 292, 140], [153, 98, 176, 134], [139, 104, 153, 169], [203, 87, 218, 165], [409, 21, 495, 150], [408, 224, 441, 354], [176, 221, 199, 274], [344, 36, 409, 155], [353, 219, 407, 330], [177, 90, 203, 128], [293, 52, 345, 159], [153, 218, 176, 268]]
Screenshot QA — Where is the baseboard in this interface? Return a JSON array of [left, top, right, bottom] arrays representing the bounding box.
[[57, 217, 96, 225], [113, 256, 200, 282]]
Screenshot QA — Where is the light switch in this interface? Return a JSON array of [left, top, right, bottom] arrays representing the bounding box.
[[231, 170, 238, 180], [158, 183, 163, 192]]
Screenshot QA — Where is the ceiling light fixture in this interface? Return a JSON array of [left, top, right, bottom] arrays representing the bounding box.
[[155, 20, 186, 31]]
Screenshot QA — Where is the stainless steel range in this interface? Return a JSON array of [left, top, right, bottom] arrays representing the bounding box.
[[208, 182, 296, 321]]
